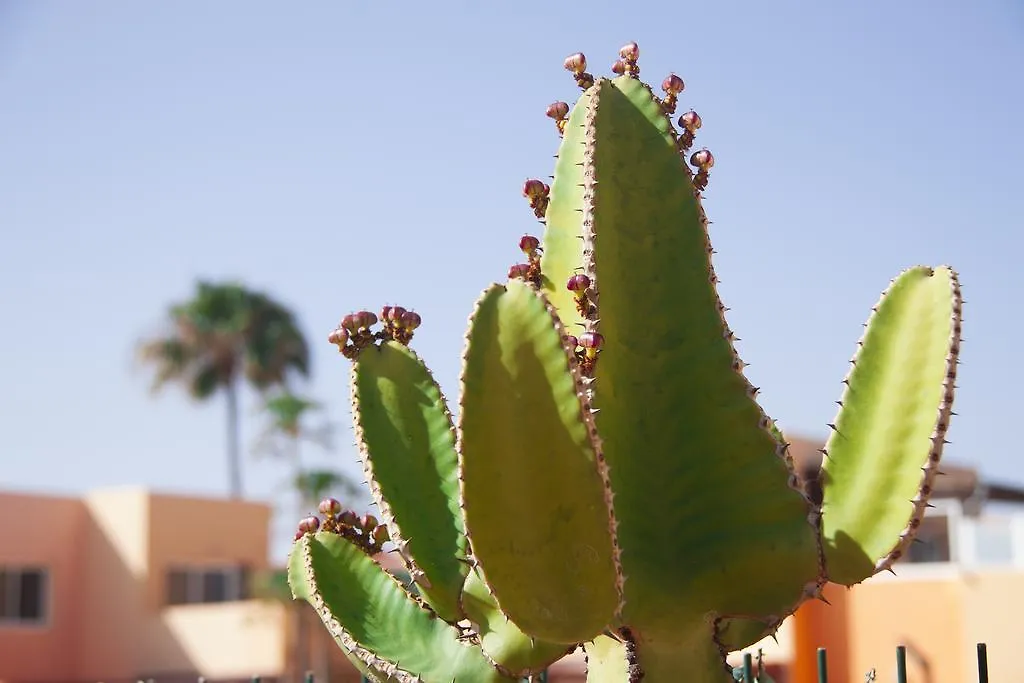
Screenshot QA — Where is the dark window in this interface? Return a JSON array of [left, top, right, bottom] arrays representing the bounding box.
[[0, 567, 47, 625], [165, 566, 250, 605]]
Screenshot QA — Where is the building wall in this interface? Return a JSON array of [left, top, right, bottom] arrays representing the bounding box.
[[0, 488, 287, 683], [0, 492, 86, 683]]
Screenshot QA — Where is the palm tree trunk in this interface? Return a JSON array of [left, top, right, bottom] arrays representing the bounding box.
[[226, 379, 243, 498]]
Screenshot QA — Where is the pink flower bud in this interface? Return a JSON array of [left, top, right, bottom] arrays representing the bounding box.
[[564, 52, 587, 74], [355, 310, 378, 329], [565, 335, 579, 349], [297, 515, 320, 535], [341, 313, 360, 332], [611, 60, 626, 75], [339, 510, 359, 526], [619, 42, 639, 61], [508, 263, 531, 279], [361, 514, 379, 530], [327, 326, 349, 346], [400, 311, 421, 330], [579, 331, 604, 350], [566, 273, 591, 292], [519, 235, 540, 254], [690, 149, 715, 171], [522, 178, 549, 199], [318, 498, 342, 517], [662, 74, 684, 95], [679, 110, 702, 133], [386, 306, 407, 323], [546, 101, 570, 120], [372, 525, 390, 544]]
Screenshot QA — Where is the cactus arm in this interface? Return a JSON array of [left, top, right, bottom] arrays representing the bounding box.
[[578, 75, 820, 632], [540, 89, 594, 328], [458, 278, 620, 644], [288, 531, 513, 683], [351, 340, 468, 622], [821, 266, 962, 585], [583, 634, 632, 682], [460, 567, 576, 676]]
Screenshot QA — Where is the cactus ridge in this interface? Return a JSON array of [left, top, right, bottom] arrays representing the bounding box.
[[456, 279, 621, 643], [349, 340, 469, 622], [820, 265, 963, 585]]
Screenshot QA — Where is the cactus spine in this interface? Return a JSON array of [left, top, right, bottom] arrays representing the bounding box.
[[288, 43, 963, 682]]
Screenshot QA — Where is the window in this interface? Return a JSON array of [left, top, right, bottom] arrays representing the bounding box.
[[166, 565, 250, 605], [0, 567, 47, 625]]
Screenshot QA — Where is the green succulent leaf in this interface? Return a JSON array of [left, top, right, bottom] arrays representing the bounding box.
[[458, 279, 619, 644], [287, 532, 511, 682], [578, 75, 819, 635], [352, 340, 468, 622], [822, 265, 962, 585], [460, 567, 574, 677]]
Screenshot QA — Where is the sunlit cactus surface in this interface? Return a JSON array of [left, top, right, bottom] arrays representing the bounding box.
[[287, 42, 964, 683]]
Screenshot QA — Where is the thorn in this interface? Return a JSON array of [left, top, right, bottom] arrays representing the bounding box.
[[835, 400, 843, 407], [817, 595, 832, 605], [826, 423, 839, 432]]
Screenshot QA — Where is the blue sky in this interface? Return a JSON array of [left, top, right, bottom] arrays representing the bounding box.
[[2, 1, 1022, 561]]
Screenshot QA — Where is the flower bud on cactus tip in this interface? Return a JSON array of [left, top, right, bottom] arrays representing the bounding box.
[[362, 514, 379, 530], [355, 310, 378, 329], [565, 335, 579, 349], [508, 263, 531, 279], [566, 273, 591, 292], [690, 148, 715, 170], [564, 52, 587, 74], [327, 326, 348, 347], [619, 42, 639, 61], [579, 331, 604, 349], [318, 497, 342, 517], [679, 110, 703, 132], [522, 178, 548, 199], [662, 74, 684, 95], [611, 60, 626, 75], [373, 525, 390, 544], [386, 305, 407, 322], [297, 515, 321, 535], [341, 313, 360, 332], [519, 234, 540, 254], [400, 311, 421, 330], [546, 101, 570, 120], [339, 510, 359, 526]]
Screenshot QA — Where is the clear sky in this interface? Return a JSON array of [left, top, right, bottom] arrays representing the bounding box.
[[2, 1, 1022, 562]]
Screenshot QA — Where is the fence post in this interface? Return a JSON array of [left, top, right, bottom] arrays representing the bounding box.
[[977, 642, 989, 683], [816, 647, 828, 683], [895, 646, 907, 683]]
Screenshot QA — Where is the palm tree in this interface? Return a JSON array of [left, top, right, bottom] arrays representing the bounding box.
[[138, 280, 310, 499], [255, 391, 362, 508]]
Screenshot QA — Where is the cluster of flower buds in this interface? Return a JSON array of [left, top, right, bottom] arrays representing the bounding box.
[[677, 110, 702, 152], [522, 178, 550, 220], [660, 74, 685, 115], [546, 101, 570, 136], [292, 497, 391, 556], [564, 330, 604, 376], [564, 52, 595, 90], [380, 305, 422, 346], [611, 42, 640, 78], [508, 234, 543, 288], [328, 310, 379, 359], [566, 272, 595, 318], [328, 306, 422, 357], [689, 148, 715, 192]]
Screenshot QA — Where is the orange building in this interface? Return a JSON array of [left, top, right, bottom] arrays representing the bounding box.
[[0, 486, 354, 683], [3, 441, 1024, 683]]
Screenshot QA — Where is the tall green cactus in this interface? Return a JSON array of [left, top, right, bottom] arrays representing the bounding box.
[[287, 42, 963, 683]]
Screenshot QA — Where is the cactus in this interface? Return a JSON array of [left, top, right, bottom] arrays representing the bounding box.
[[288, 42, 963, 682]]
